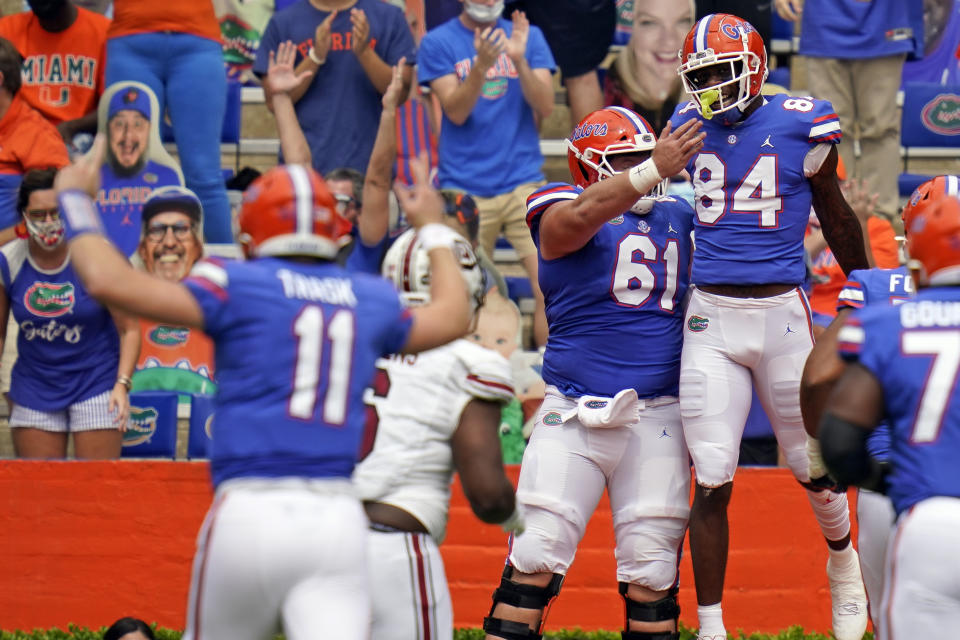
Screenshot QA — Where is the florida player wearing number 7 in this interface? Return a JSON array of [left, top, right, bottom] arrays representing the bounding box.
[[820, 181, 960, 639], [482, 106, 704, 640], [50, 138, 474, 640], [670, 13, 871, 640]]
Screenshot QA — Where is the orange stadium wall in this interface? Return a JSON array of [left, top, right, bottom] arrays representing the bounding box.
[[0, 462, 857, 634]]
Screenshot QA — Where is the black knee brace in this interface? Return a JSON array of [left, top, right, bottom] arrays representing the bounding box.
[[482, 565, 564, 640], [619, 583, 680, 640], [800, 473, 848, 495]]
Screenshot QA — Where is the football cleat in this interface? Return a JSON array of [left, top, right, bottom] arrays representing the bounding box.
[[826, 549, 869, 640]]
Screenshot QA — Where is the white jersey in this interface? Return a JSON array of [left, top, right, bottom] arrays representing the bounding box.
[[353, 338, 514, 542]]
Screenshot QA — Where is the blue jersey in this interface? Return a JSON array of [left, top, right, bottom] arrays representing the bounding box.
[[0, 240, 118, 410], [526, 183, 693, 398], [98, 159, 182, 257], [798, 0, 922, 60], [837, 267, 915, 461], [670, 94, 841, 286], [839, 287, 960, 515], [183, 256, 413, 488]]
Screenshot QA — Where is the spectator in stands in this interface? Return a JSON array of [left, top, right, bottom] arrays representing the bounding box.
[[418, 5, 555, 347], [0, 168, 139, 460], [97, 84, 183, 258], [604, 0, 695, 133], [132, 186, 215, 395], [105, 0, 234, 243], [903, 0, 959, 85], [506, 0, 617, 126], [266, 39, 398, 276], [103, 617, 156, 640], [254, 0, 416, 176], [0, 0, 109, 154], [776, 0, 923, 222], [0, 37, 69, 245]]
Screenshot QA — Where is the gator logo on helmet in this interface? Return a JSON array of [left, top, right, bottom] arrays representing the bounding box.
[[688, 315, 709, 332], [542, 411, 563, 425], [24, 282, 75, 318], [148, 325, 190, 347], [921, 93, 960, 136], [122, 406, 159, 446]]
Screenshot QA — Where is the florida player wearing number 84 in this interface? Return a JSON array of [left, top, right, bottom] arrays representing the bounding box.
[[670, 13, 871, 640]]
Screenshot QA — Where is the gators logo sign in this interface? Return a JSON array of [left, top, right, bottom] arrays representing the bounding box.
[[921, 93, 960, 136], [122, 406, 159, 446], [24, 282, 75, 317], [149, 325, 190, 347]]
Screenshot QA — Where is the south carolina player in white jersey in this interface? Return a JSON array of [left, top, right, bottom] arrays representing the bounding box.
[[820, 181, 960, 639], [353, 228, 524, 640], [51, 142, 474, 640], [482, 106, 704, 640], [671, 13, 871, 640]]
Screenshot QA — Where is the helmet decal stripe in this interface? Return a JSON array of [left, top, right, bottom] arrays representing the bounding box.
[[286, 164, 314, 235], [948, 175, 960, 197], [606, 106, 650, 135], [695, 14, 713, 52]]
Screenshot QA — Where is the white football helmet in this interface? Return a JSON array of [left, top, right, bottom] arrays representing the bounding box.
[[382, 228, 486, 314]]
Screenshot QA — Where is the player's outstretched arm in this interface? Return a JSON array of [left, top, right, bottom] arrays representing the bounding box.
[[811, 146, 871, 274], [820, 363, 886, 489], [539, 119, 703, 260], [451, 398, 520, 527], [395, 153, 472, 353], [55, 136, 205, 329]]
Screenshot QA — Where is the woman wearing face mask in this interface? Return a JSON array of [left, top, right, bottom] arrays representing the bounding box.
[[0, 168, 140, 459], [605, 0, 695, 133]]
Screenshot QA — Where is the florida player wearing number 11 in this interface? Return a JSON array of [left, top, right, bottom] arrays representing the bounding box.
[[670, 13, 870, 640], [51, 139, 474, 640], [482, 106, 704, 640]]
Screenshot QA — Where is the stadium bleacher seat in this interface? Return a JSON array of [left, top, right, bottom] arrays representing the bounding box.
[[900, 82, 960, 171], [121, 391, 179, 458], [898, 173, 934, 198], [186, 394, 216, 460]]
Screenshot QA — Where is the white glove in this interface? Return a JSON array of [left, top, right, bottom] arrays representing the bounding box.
[[499, 504, 526, 536], [806, 436, 828, 480]]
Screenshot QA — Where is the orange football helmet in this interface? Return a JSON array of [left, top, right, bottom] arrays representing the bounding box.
[[679, 13, 767, 123], [902, 175, 960, 284], [566, 106, 662, 196], [237, 164, 351, 259]]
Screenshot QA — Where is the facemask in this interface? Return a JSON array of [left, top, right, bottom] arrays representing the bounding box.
[[25, 216, 65, 250], [464, 0, 504, 23]]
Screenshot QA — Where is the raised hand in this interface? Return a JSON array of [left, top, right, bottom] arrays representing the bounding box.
[[841, 178, 879, 225], [650, 119, 705, 178], [55, 133, 106, 197], [351, 8, 371, 55], [394, 152, 444, 229], [774, 0, 803, 21], [504, 10, 529, 64], [267, 41, 313, 96], [473, 26, 507, 71], [313, 10, 337, 63], [382, 56, 407, 110]]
